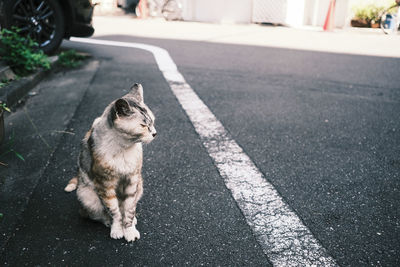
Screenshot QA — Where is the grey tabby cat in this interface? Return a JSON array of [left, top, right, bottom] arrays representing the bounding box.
[[64, 83, 156, 242]]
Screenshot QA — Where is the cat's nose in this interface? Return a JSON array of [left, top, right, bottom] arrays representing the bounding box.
[[152, 132, 157, 137]]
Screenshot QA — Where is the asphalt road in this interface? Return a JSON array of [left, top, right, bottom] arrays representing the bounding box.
[[1, 33, 399, 266]]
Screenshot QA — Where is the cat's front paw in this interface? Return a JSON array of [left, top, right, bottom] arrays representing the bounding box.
[[110, 225, 124, 239], [123, 226, 140, 242]]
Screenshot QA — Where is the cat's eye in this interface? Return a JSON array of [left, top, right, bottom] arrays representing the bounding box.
[[140, 124, 147, 128]]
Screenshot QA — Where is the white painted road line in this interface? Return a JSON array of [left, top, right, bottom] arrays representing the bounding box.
[[71, 37, 338, 266]]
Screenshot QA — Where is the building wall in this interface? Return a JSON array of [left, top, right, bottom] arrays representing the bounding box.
[[252, 0, 289, 24], [286, 0, 306, 26], [182, 0, 253, 23], [303, 0, 350, 28], [183, 0, 352, 28], [93, 0, 377, 28]]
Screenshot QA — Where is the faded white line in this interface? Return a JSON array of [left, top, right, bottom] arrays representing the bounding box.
[[71, 37, 337, 266]]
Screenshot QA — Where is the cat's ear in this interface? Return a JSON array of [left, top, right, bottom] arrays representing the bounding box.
[[114, 99, 131, 117], [130, 83, 144, 103]]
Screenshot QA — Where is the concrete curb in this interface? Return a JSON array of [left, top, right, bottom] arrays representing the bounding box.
[[0, 63, 16, 82], [0, 56, 58, 108]]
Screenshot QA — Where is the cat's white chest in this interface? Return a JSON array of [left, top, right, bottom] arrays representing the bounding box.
[[104, 144, 142, 174]]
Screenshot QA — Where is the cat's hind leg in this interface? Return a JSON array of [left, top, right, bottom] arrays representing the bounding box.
[[77, 184, 111, 227]]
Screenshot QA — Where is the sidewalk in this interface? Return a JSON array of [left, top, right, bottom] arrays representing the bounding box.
[[0, 60, 100, 255], [92, 16, 400, 58]]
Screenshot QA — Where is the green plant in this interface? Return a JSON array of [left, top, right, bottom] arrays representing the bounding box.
[[0, 103, 11, 113], [352, 4, 386, 24], [352, 1, 397, 25], [0, 27, 50, 76], [58, 50, 87, 68]]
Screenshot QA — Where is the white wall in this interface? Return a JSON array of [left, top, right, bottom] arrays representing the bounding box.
[[252, 0, 288, 24], [182, 0, 253, 23], [286, 0, 306, 26], [182, 0, 352, 28], [303, 0, 350, 28]]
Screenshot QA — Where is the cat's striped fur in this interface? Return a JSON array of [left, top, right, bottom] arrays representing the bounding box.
[[65, 83, 156, 242]]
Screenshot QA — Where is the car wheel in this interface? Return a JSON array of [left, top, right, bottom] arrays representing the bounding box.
[[2, 0, 65, 54]]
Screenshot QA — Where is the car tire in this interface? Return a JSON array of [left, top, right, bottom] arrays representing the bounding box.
[[1, 0, 65, 54]]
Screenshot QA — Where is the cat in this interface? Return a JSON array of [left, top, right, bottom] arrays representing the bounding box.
[[64, 83, 156, 242]]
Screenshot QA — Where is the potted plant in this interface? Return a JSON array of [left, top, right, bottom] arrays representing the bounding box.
[[351, 2, 387, 28]]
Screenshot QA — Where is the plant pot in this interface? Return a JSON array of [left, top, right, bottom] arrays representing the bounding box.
[[351, 19, 370, 28], [0, 109, 4, 145], [371, 22, 380, 28]]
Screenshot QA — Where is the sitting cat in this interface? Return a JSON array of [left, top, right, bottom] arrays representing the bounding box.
[[64, 83, 156, 242]]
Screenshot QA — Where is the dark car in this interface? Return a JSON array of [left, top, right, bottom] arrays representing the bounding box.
[[0, 0, 95, 54]]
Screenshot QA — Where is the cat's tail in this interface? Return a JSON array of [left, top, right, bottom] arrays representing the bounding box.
[[64, 177, 78, 192]]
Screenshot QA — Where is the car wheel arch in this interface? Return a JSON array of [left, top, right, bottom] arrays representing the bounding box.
[[57, 0, 74, 38]]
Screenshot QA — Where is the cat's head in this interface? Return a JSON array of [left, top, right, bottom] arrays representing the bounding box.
[[110, 83, 156, 144]]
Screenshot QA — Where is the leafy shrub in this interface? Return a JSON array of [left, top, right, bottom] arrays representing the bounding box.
[[352, 1, 396, 24], [353, 5, 382, 23], [0, 27, 50, 76], [58, 50, 87, 68], [0, 103, 11, 113]]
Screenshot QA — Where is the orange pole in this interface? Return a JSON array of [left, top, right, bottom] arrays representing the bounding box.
[[323, 0, 336, 31]]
